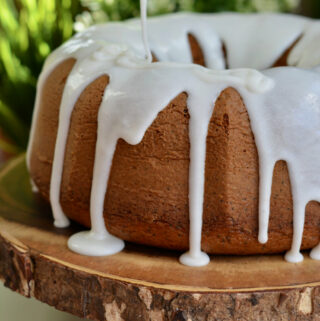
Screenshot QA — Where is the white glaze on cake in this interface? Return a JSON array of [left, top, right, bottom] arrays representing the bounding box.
[[26, 10, 320, 266], [140, 0, 152, 63]]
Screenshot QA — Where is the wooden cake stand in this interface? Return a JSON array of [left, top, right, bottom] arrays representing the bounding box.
[[1, 155, 320, 321]]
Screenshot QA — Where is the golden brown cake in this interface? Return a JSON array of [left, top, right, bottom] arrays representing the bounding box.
[[27, 13, 320, 265]]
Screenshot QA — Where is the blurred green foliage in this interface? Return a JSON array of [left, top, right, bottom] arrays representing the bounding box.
[[0, 0, 303, 152], [0, 0, 81, 152]]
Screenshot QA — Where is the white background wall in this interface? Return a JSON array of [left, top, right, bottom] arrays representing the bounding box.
[[0, 283, 89, 321]]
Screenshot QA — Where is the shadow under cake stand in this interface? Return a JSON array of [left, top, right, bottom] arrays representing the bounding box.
[[1, 155, 320, 321]]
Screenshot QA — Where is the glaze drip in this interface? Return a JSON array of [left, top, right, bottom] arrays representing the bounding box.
[[140, 0, 152, 62], [26, 12, 320, 266]]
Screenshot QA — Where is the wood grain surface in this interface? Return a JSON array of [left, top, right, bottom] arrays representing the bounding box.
[[1, 155, 320, 320]]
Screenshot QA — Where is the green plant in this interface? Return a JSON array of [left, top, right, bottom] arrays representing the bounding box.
[[0, 0, 82, 153]]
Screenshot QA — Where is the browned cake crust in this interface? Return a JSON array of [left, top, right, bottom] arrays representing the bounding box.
[[29, 37, 320, 254]]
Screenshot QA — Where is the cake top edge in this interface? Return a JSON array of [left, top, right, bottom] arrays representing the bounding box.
[[44, 11, 320, 75]]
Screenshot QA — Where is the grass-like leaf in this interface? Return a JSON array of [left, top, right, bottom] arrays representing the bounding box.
[[0, 100, 29, 149]]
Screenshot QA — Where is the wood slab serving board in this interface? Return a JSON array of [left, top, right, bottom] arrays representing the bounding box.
[[1, 155, 320, 320]]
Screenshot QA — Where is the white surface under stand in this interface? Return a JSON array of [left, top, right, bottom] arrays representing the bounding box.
[[0, 283, 89, 321]]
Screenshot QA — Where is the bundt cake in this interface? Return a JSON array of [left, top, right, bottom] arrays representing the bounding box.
[[26, 12, 320, 266]]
